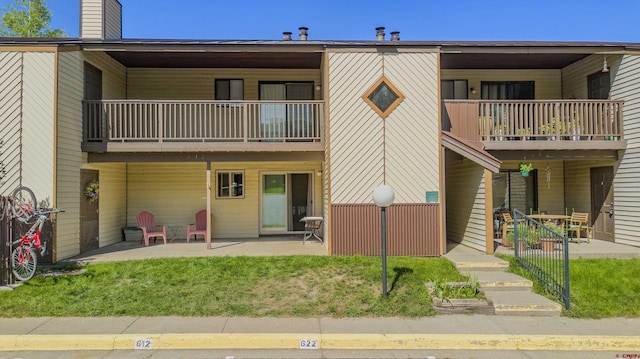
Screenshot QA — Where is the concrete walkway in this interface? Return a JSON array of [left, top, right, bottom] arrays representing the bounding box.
[[63, 236, 328, 264], [0, 315, 639, 357]]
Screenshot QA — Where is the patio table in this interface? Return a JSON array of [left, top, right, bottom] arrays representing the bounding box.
[[300, 216, 323, 244], [529, 214, 570, 228]]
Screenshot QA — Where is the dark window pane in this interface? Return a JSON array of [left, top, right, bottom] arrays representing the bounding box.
[[216, 80, 230, 100], [218, 172, 229, 197], [232, 172, 243, 197], [368, 82, 399, 113]]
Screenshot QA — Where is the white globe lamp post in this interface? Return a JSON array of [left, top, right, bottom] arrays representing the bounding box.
[[372, 184, 395, 298]]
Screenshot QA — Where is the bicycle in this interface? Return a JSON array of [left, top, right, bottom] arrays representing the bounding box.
[[11, 207, 62, 281], [3, 186, 62, 281]]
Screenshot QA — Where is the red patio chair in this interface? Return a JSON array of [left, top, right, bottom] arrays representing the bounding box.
[[136, 211, 167, 246], [186, 210, 208, 243]]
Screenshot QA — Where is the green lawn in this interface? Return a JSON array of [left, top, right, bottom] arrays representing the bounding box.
[[503, 256, 640, 318], [0, 256, 465, 318]]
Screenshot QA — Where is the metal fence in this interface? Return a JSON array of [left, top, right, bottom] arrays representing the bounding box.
[[1, 196, 14, 286], [512, 209, 570, 309]]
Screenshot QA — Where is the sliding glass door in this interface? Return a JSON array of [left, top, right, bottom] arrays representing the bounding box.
[[261, 173, 311, 233], [262, 174, 287, 232], [259, 82, 314, 141]]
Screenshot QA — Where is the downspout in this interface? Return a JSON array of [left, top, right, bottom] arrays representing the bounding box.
[[52, 49, 59, 262], [206, 161, 212, 250]]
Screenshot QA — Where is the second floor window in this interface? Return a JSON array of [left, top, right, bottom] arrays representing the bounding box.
[[441, 80, 468, 99], [215, 79, 244, 100]]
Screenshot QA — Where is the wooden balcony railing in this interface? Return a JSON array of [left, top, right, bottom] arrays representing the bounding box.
[[83, 100, 325, 146], [443, 100, 624, 146]]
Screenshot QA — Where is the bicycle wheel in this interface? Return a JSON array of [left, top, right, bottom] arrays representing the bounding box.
[[11, 245, 37, 281], [11, 186, 37, 222]]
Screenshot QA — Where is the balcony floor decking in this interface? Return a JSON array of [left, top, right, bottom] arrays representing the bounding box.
[[82, 140, 325, 153]]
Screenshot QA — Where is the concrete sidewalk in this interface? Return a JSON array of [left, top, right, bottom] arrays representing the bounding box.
[[1, 315, 639, 354]]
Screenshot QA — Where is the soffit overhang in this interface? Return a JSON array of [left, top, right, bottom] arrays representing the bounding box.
[[442, 131, 502, 173]]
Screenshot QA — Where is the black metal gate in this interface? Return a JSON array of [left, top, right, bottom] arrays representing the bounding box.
[[1, 196, 15, 286], [513, 209, 571, 310]]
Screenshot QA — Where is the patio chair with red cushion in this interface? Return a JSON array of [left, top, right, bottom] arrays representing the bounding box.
[[186, 209, 208, 243], [136, 211, 167, 246]]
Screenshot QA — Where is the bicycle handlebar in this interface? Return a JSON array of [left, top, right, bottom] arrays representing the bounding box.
[[15, 208, 64, 223], [35, 208, 65, 215]]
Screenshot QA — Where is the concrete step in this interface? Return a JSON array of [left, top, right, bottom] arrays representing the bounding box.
[[453, 260, 510, 272], [483, 290, 563, 317], [471, 270, 533, 291]]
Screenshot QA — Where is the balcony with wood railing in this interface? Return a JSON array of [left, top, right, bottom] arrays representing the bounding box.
[[82, 100, 325, 152], [442, 100, 626, 151]]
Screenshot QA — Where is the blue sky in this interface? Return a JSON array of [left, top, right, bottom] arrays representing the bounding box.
[[1, 0, 639, 42]]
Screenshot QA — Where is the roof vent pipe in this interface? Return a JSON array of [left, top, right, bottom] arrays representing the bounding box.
[[390, 31, 400, 41], [298, 27, 308, 41], [282, 31, 292, 41], [376, 27, 385, 41]]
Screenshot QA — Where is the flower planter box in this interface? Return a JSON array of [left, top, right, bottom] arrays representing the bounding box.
[[426, 282, 495, 315], [540, 239, 557, 252], [122, 227, 142, 242], [431, 296, 495, 315]]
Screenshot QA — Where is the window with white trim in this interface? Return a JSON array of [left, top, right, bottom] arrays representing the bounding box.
[[217, 171, 244, 198]]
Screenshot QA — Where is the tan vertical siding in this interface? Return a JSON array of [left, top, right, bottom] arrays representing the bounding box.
[[126, 161, 323, 239], [21, 52, 55, 203], [330, 203, 440, 256], [56, 51, 84, 260], [327, 52, 384, 204], [445, 157, 486, 251], [385, 53, 440, 202], [127, 68, 322, 100], [104, 0, 122, 40], [80, 0, 103, 39], [0, 52, 23, 194], [441, 69, 562, 99], [611, 54, 640, 247]]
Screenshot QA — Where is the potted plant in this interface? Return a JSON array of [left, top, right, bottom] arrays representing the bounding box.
[[506, 223, 534, 251], [517, 128, 532, 141], [538, 221, 565, 252], [519, 162, 533, 177], [539, 118, 562, 140], [504, 230, 514, 248]]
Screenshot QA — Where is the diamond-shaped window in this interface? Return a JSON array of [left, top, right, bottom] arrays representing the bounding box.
[[362, 76, 405, 119]]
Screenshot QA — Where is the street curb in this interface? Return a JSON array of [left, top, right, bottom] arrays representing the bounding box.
[[1, 333, 639, 351]]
